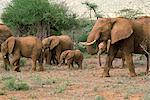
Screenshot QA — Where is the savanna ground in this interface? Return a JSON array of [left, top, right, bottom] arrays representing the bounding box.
[[0, 53, 150, 100]]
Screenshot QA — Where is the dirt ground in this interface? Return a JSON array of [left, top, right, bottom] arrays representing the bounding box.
[[0, 54, 150, 100]]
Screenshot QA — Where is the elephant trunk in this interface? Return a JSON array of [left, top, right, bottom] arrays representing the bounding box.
[[2, 54, 11, 71], [98, 50, 102, 66]]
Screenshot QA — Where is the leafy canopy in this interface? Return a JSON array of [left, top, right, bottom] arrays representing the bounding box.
[[2, 0, 78, 35]]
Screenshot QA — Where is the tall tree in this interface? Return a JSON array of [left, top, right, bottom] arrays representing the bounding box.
[[1, 0, 78, 39]]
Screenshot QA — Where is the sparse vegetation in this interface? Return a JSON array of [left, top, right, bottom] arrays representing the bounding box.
[[3, 76, 30, 91], [19, 58, 26, 67], [95, 95, 105, 100], [54, 80, 70, 93]]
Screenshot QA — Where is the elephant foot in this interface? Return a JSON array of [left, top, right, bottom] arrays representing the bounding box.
[[129, 72, 137, 77], [31, 67, 36, 71], [102, 72, 110, 77], [145, 71, 149, 75]]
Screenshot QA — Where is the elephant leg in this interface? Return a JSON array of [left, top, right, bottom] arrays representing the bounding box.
[[71, 62, 74, 69], [46, 54, 51, 64], [120, 56, 126, 69], [123, 52, 136, 77], [77, 62, 82, 69], [31, 58, 36, 71], [56, 52, 61, 64], [13, 59, 21, 72], [67, 59, 73, 69], [145, 53, 149, 74], [102, 45, 118, 77], [38, 55, 44, 71], [11, 55, 20, 72]]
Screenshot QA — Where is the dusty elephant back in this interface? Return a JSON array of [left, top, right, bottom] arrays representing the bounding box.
[[58, 35, 73, 51], [135, 16, 150, 24], [74, 50, 83, 60], [19, 36, 43, 49], [17, 36, 43, 57]]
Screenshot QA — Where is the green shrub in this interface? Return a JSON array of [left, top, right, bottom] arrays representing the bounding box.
[[19, 58, 26, 67], [3, 77, 29, 91], [95, 95, 105, 100], [3, 64, 11, 71], [74, 44, 86, 53], [54, 81, 69, 94], [78, 33, 88, 42]]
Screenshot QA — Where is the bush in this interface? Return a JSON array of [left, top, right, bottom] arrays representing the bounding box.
[[19, 58, 26, 67], [3, 77, 30, 91]]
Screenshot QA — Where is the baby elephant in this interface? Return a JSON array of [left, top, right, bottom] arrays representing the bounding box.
[[58, 50, 83, 69]]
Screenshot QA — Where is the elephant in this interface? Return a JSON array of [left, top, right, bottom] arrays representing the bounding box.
[[1, 36, 44, 72], [80, 17, 150, 77], [42, 35, 73, 64], [58, 50, 83, 69], [0, 23, 13, 68]]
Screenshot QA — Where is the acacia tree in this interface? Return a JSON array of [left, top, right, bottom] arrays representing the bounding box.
[[1, 0, 78, 39], [82, 1, 103, 20]]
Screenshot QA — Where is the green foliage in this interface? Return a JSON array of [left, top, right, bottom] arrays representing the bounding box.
[[78, 33, 88, 42], [95, 95, 105, 100], [117, 8, 144, 19], [3, 76, 30, 91], [9, 96, 18, 100], [54, 81, 69, 93], [2, 0, 78, 36], [74, 44, 86, 53], [19, 58, 26, 67], [3, 64, 11, 71]]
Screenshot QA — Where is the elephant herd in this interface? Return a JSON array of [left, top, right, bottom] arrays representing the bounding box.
[[0, 34, 84, 72], [0, 16, 150, 77]]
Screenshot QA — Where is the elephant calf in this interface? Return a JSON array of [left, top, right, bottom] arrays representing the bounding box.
[[1, 36, 44, 72], [98, 41, 125, 68], [58, 50, 83, 69]]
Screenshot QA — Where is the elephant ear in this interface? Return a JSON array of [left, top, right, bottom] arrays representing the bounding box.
[[50, 36, 60, 50], [7, 37, 16, 54], [111, 18, 133, 44]]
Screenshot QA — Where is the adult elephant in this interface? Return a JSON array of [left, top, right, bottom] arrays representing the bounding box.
[[1, 36, 44, 72], [81, 17, 150, 77], [0, 23, 13, 67], [42, 35, 73, 64]]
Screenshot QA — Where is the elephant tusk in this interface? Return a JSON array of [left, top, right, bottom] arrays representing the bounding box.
[[79, 40, 96, 46]]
